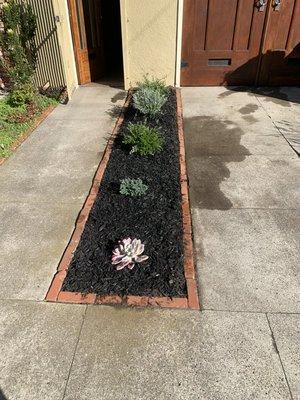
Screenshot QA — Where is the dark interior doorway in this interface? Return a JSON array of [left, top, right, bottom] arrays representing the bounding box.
[[99, 0, 123, 84], [69, 0, 123, 86]]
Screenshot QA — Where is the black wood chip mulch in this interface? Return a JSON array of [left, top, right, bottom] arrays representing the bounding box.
[[62, 89, 187, 297]]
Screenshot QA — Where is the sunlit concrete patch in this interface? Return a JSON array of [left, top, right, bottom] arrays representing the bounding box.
[[0, 202, 83, 300], [50, 84, 126, 121], [274, 120, 300, 155], [0, 149, 102, 203], [0, 300, 85, 400], [268, 313, 300, 399], [64, 306, 290, 400], [192, 208, 300, 312], [252, 87, 300, 155], [182, 88, 299, 210], [184, 115, 293, 156], [187, 154, 299, 210]]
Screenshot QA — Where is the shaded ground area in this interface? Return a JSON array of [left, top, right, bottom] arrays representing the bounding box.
[[0, 85, 299, 400], [184, 115, 250, 210]]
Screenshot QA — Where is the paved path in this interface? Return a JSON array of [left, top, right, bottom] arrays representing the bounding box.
[[0, 85, 299, 399]]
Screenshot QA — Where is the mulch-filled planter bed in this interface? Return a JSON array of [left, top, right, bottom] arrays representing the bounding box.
[[46, 88, 199, 309]]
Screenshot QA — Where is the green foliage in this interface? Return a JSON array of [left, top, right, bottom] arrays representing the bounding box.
[[123, 123, 164, 156], [0, 94, 57, 158], [119, 178, 148, 197], [0, 0, 37, 106], [137, 76, 169, 96], [133, 87, 167, 117], [7, 82, 35, 107]]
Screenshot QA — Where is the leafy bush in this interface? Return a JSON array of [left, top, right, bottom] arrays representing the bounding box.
[[0, 94, 57, 158], [123, 123, 164, 156], [120, 178, 148, 197], [7, 83, 35, 107], [0, 0, 37, 106], [133, 87, 167, 117], [137, 76, 169, 96]]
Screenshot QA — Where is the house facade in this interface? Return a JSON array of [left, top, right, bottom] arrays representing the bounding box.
[[1, 0, 300, 97]]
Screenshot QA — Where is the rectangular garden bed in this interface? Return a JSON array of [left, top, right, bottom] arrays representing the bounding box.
[[46, 88, 199, 309]]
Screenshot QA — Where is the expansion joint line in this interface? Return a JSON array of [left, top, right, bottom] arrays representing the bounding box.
[[254, 94, 297, 156], [265, 313, 294, 400], [61, 305, 87, 400]]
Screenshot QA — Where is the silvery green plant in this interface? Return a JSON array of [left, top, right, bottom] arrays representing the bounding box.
[[112, 238, 149, 270], [120, 178, 148, 197], [137, 76, 169, 96], [133, 86, 167, 117]]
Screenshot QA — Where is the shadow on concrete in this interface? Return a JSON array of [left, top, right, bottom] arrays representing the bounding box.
[[184, 116, 251, 210], [0, 388, 8, 400], [111, 91, 126, 103], [106, 104, 123, 119], [219, 46, 300, 105], [218, 86, 296, 107]]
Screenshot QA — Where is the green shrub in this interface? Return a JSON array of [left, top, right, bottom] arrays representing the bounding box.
[[133, 87, 167, 117], [7, 83, 35, 107], [120, 178, 148, 197], [137, 76, 169, 96], [123, 123, 164, 156], [0, 0, 37, 106]]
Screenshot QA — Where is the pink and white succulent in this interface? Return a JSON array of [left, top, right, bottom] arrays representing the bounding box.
[[112, 238, 149, 270]]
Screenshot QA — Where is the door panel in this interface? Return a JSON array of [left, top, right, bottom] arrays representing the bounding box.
[[83, 0, 105, 81], [259, 0, 300, 85], [181, 0, 267, 86], [206, 0, 238, 51], [68, 0, 105, 84], [68, 0, 91, 84]]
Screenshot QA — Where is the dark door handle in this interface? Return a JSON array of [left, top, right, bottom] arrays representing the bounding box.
[[273, 0, 281, 10], [257, 0, 267, 11]]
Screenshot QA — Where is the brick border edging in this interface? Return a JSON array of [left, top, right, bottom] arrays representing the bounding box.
[[0, 104, 57, 166], [45, 89, 200, 310], [176, 89, 200, 310]]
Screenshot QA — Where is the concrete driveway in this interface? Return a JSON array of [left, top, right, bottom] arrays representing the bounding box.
[[0, 85, 299, 400]]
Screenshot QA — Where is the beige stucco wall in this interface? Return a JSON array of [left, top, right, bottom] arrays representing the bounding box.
[[120, 0, 179, 89], [52, 0, 78, 97]]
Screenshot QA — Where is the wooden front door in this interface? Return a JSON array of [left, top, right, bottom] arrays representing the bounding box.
[[68, 0, 91, 84], [181, 0, 300, 86], [82, 0, 105, 81], [68, 0, 104, 84], [259, 0, 300, 85], [181, 0, 267, 86]]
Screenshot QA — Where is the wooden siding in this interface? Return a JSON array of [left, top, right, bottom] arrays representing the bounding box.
[[1, 0, 67, 90]]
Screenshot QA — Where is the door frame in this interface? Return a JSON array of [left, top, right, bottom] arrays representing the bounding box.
[[67, 0, 126, 86], [175, 0, 184, 86]]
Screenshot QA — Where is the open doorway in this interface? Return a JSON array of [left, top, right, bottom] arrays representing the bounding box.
[[68, 0, 123, 87]]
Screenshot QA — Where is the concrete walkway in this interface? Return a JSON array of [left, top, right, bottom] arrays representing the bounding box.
[[0, 85, 299, 400]]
